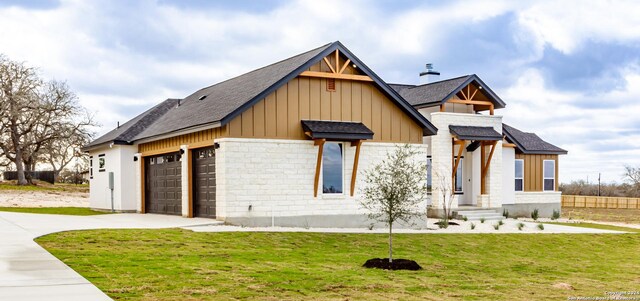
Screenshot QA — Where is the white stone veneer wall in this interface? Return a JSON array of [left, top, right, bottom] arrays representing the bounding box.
[[429, 112, 503, 209], [215, 137, 428, 220], [514, 192, 561, 204]]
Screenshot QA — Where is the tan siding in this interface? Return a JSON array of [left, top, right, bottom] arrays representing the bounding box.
[[515, 153, 559, 192], [265, 93, 277, 137], [288, 78, 299, 138], [138, 126, 227, 154], [276, 84, 288, 137]]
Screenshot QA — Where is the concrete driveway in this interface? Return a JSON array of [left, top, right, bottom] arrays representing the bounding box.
[[0, 212, 218, 301]]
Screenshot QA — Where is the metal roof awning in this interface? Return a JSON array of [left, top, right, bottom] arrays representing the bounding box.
[[301, 120, 374, 140], [449, 125, 502, 141]]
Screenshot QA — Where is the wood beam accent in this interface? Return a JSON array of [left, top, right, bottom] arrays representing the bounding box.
[[140, 157, 145, 214], [335, 50, 339, 74], [440, 104, 445, 112], [489, 104, 494, 115], [299, 71, 373, 82], [481, 141, 498, 194], [339, 59, 351, 74], [468, 87, 478, 101], [452, 139, 465, 179], [299, 71, 373, 81], [187, 149, 193, 218], [503, 142, 516, 148], [323, 57, 337, 74], [313, 139, 326, 197], [448, 99, 493, 106], [481, 142, 486, 194], [350, 140, 362, 196]]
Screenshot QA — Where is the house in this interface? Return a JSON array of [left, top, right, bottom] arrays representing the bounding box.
[[391, 72, 567, 217], [82, 41, 437, 226], [84, 41, 566, 226]]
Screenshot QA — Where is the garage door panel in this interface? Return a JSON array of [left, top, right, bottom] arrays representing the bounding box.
[[193, 147, 216, 218], [145, 152, 182, 216]]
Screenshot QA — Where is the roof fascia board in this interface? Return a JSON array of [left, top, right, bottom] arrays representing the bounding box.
[[439, 75, 506, 109]]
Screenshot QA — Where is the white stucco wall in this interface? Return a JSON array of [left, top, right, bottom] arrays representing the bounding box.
[[215, 138, 428, 220], [428, 112, 503, 209], [89, 144, 138, 211], [502, 147, 515, 204]]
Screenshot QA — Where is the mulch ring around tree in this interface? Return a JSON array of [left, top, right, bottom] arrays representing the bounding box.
[[362, 258, 422, 270]]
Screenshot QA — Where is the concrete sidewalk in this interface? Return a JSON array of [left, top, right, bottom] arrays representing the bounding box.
[[0, 212, 218, 301]]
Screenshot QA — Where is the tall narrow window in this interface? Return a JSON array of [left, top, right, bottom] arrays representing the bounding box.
[[454, 158, 463, 193], [89, 156, 93, 179], [543, 160, 556, 191], [322, 142, 343, 194], [515, 159, 524, 191], [426, 156, 432, 193]]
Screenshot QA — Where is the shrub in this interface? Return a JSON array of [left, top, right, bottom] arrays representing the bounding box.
[[470, 223, 476, 230], [438, 219, 448, 229], [537, 223, 544, 230], [463, 216, 468, 222], [480, 217, 485, 223], [502, 209, 509, 219], [517, 222, 525, 231], [498, 220, 504, 226], [493, 224, 500, 230], [531, 209, 539, 221], [552, 209, 560, 220]]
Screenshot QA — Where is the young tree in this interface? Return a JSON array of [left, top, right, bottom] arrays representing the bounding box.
[[360, 144, 428, 263], [434, 170, 456, 228]]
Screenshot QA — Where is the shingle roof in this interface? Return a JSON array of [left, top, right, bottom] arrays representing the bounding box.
[[86, 41, 438, 149], [503, 123, 567, 155], [449, 125, 502, 141], [389, 74, 506, 109], [301, 120, 374, 140], [133, 43, 334, 140], [83, 98, 179, 150]]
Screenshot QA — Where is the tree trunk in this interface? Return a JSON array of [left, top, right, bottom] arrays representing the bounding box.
[[14, 148, 27, 185], [388, 223, 393, 263]]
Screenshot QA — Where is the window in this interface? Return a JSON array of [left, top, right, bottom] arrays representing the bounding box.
[[543, 160, 555, 191], [515, 159, 524, 191], [89, 156, 93, 179], [98, 154, 105, 172], [454, 158, 463, 193], [426, 156, 432, 193], [322, 142, 343, 194]]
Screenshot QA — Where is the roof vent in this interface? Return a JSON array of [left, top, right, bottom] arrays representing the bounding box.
[[419, 63, 440, 85], [198, 95, 207, 100]]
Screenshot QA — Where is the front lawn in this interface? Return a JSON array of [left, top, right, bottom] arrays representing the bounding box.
[[0, 207, 110, 216], [36, 230, 640, 300]]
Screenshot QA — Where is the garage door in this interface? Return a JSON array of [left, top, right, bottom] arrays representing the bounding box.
[[193, 147, 216, 218], [145, 152, 182, 215]]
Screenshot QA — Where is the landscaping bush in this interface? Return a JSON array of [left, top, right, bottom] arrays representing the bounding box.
[[552, 209, 560, 220], [531, 209, 539, 221], [537, 223, 544, 230]]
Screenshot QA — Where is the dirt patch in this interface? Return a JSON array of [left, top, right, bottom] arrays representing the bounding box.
[[0, 190, 89, 207], [362, 258, 422, 271], [552, 283, 574, 290]]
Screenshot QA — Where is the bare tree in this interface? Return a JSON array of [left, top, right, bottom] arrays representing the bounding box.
[[433, 170, 456, 228], [0, 55, 94, 185], [0, 55, 42, 185], [624, 166, 640, 186], [360, 144, 428, 263]]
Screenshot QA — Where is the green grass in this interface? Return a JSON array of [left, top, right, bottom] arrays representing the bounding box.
[[36, 230, 640, 301], [0, 183, 63, 191], [0, 182, 89, 192], [0, 207, 110, 216], [546, 222, 640, 233]]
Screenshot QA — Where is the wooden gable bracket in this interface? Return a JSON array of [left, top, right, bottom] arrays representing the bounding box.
[[313, 139, 326, 197], [350, 140, 362, 197], [448, 84, 495, 115], [480, 140, 498, 194], [299, 49, 373, 82], [451, 139, 465, 189]]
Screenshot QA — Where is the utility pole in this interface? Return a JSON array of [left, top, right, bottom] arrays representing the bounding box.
[[598, 173, 601, 196]]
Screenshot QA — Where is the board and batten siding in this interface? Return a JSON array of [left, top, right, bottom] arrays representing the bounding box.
[[515, 153, 559, 192], [138, 127, 227, 155], [226, 76, 423, 143]]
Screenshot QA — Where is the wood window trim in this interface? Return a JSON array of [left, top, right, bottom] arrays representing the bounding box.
[[451, 139, 465, 191], [480, 140, 498, 194], [313, 139, 326, 197], [350, 140, 362, 197]]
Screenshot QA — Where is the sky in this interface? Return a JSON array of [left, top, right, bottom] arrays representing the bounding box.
[[0, 0, 639, 184]]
